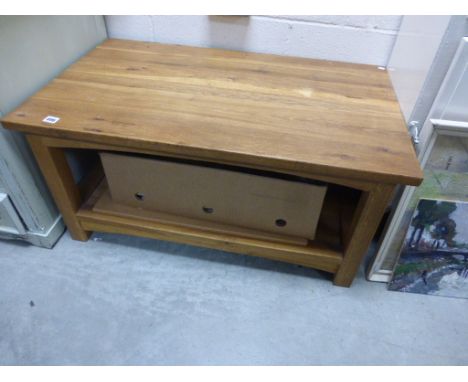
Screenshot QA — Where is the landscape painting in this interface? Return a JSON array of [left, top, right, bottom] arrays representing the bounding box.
[[388, 198, 468, 299]]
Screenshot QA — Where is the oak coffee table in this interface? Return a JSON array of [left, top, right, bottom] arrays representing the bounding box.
[[1, 39, 423, 286]]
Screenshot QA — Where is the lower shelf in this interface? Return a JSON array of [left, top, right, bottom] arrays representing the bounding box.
[[76, 180, 344, 274]]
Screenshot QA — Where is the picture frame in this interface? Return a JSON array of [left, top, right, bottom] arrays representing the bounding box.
[[389, 198, 468, 298], [367, 37, 468, 282]]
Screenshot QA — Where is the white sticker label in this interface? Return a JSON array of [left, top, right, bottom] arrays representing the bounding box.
[[42, 115, 60, 124]]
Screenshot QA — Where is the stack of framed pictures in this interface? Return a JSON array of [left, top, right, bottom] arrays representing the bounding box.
[[368, 35, 468, 287], [388, 134, 468, 298]]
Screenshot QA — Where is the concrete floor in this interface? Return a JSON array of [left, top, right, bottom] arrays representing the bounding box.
[[0, 231, 467, 365]]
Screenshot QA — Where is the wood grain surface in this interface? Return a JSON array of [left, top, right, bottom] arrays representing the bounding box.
[[2, 39, 422, 186]]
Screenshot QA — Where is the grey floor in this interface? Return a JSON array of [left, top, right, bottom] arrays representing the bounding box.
[[0, 231, 467, 365]]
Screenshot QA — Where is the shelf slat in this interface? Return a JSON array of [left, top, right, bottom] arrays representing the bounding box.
[[77, 181, 343, 274]]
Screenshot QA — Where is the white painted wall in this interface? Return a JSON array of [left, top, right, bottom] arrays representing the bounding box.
[[105, 15, 402, 66]]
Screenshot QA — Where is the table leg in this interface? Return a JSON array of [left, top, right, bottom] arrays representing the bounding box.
[[334, 184, 395, 287], [27, 135, 90, 241]]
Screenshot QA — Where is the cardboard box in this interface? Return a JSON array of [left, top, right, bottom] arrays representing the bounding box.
[[100, 152, 327, 239], [92, 186, 309, 246]]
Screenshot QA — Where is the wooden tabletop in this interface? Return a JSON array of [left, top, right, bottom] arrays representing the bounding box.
[[2, 39, 422, 186]]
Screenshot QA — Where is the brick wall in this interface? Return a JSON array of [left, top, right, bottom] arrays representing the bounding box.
[[105, 15, 402, 66]]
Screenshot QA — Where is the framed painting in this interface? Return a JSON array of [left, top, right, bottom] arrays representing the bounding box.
[[367, 37, 468, 282], [388, 198, 468, 298]]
